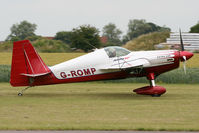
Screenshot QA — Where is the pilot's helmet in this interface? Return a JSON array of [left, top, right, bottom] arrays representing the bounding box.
[[109, 47, 116, 57]]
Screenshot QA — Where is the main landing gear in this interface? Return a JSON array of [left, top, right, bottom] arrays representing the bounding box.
[[18, 86, 31, 96], [133, 73, 166, 97]]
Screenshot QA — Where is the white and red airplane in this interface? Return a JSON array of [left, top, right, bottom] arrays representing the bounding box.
[[10, 32, 193, 96]]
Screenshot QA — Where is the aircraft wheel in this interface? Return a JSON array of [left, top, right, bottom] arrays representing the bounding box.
[[151, 94, 161, 97], [18, 93, 23, 96]]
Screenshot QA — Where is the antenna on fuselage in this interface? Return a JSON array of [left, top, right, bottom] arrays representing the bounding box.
[[86, 41, 98, 50]]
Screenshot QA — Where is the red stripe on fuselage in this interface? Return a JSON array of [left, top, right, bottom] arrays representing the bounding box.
[[31, 70, 129, 86]]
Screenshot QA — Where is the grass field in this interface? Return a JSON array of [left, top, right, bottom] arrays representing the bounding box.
[[0, 52, 198, 67], [0, 52, 198, 131], [0, 82, 199, 131]]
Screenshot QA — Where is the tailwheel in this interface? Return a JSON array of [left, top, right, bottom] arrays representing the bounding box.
[[18, 86, 31, 96], [18, 93, 23, 96]]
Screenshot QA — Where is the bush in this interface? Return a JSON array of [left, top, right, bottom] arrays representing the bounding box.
[[32, 38, 71, 53], [0, 41, 13, 52], [0, 38, 71, 53], [124, 32, 169, 51], [25, 35, 42, 41]]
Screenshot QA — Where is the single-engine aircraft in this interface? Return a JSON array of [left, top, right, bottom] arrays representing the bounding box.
[[10, 31, 193, 96]]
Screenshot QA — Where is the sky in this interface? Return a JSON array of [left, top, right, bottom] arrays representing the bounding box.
[[0, 0, 199, 41]]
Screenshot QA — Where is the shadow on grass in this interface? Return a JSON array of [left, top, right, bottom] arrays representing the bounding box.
[[22, 92, 167, 100]]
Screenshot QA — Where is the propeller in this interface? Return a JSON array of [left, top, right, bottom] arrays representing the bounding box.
[[179, 29, 186, 74], [179, 29, 184, 51]]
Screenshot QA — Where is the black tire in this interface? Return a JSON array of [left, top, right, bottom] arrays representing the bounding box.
[[18, 93, 23, 96]]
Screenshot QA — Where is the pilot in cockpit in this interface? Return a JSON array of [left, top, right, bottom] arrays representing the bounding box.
[[108, 48, 116, 58]]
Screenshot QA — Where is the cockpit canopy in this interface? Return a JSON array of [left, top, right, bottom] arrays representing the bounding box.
[[104, 46, 131, 58]]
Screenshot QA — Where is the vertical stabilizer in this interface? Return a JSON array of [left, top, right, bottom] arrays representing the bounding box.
[[10, 40, 51, 86]]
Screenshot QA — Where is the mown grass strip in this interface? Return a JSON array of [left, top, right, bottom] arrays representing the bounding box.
[[0, 83, 199, 131]]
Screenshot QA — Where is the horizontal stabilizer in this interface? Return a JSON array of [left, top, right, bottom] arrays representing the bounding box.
[[20, 72, 51, 77]]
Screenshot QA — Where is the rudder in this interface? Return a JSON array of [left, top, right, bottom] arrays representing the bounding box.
[[10, 40, 51, 86]]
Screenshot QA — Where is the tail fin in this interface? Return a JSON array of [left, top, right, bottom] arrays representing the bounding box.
[[10, 40, 51, 87]]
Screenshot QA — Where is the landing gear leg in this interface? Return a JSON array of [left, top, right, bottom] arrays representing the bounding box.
[[18, 86, 31, 96], [148, 73, 160, 97], [149, 78, 158, 97]]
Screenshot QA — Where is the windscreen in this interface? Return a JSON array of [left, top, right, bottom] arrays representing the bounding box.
[[104, 46, 131, 58]]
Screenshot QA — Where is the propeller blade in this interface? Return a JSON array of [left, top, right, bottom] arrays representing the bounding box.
[[183, 56, 186, 75], [179, 29, 185, 51]]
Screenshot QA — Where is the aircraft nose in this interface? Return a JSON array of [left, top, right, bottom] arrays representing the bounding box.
[[180, 51, 194, 61]]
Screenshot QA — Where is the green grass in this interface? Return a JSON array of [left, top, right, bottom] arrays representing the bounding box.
[[0, 82, 199, 131], [0, 65, 10, 82]]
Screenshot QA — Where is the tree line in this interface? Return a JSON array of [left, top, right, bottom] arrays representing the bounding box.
[[4, 20, 199, 52]]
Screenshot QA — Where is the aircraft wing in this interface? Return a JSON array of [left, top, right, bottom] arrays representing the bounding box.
[[101, 58, 150, 70]]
